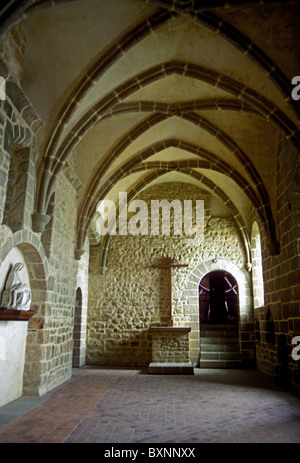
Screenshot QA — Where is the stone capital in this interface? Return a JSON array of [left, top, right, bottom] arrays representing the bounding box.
[[31, 213, 51, 233]]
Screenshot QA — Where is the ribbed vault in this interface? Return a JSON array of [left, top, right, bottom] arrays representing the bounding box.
[[2, 0, 299, 267]]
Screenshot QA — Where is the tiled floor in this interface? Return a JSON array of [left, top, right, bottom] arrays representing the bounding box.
[[0, 366, 299, 443]]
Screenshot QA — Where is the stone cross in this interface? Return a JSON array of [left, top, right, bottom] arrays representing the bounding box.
[[151, 258, 188, 326]]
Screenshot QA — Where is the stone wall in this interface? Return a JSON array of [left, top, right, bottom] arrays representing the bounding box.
[[150, 329, 190, 364], [0, 3, 298, 407], [87, 183, 249, 367], [36, 169, 78, 394], [0, 38, 42, 405], [253, 136, 300, 389], [0, 38, 89, 403]]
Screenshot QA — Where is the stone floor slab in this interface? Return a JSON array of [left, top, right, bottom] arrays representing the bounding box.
[[0, 366, 299, 443]]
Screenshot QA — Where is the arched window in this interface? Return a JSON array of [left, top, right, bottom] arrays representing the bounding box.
[[251, 222, 265, 308]]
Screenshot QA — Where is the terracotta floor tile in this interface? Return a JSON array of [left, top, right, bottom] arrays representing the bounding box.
[[0, 367, 299, 443]]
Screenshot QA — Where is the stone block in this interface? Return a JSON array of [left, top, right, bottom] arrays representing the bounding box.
[[148, 362, 194, 375]]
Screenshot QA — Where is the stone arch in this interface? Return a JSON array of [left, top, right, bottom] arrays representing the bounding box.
[[199, 270, 239, 323], [53, 62, 298, 190], [76, 107, 269, 254], [0, 232, 49, 396], [98, 170, 251, 274], [75, 106, 278, 254], [80, 135, 263, 235], [184, 258, 254, 366], [37, 59, 297, 233], [1, 1, 297, 122], [194, 259, 252, 322], [251, 221, 265, 309], [0, 231, 49, 307], [0, 246, 31, 405], [1, 1, 298, 122]]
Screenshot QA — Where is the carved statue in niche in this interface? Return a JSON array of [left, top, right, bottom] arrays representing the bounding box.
[[0, 262, 31, 311]]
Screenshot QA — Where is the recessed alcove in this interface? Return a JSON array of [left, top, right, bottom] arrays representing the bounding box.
[[0, 247, 32, 407]]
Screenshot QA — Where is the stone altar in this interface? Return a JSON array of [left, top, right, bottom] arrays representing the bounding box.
[[148, 326, 194, 374]]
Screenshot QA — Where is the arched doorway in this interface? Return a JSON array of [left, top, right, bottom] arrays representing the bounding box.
[[199, 271, 239, 324], [199, 270, 241, 368], [72, 287, 83, 367]]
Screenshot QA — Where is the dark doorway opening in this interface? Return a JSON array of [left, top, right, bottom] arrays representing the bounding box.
[[199, 271, 239, 324], [72, 287, 83, 367]]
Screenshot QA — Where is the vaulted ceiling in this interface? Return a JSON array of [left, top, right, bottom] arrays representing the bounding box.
[[2, 0, 300, 258]]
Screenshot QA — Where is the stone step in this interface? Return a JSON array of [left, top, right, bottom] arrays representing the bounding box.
[[200, 323, 239, 330], [200, 329, 239, 337], [199, 359, 242, 369], [200, 323, 241, 368], [201, 336, 240, 345], [148, 362, 194, 375], [200, 351, 241, 361], [201, 343, 240, 352]]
